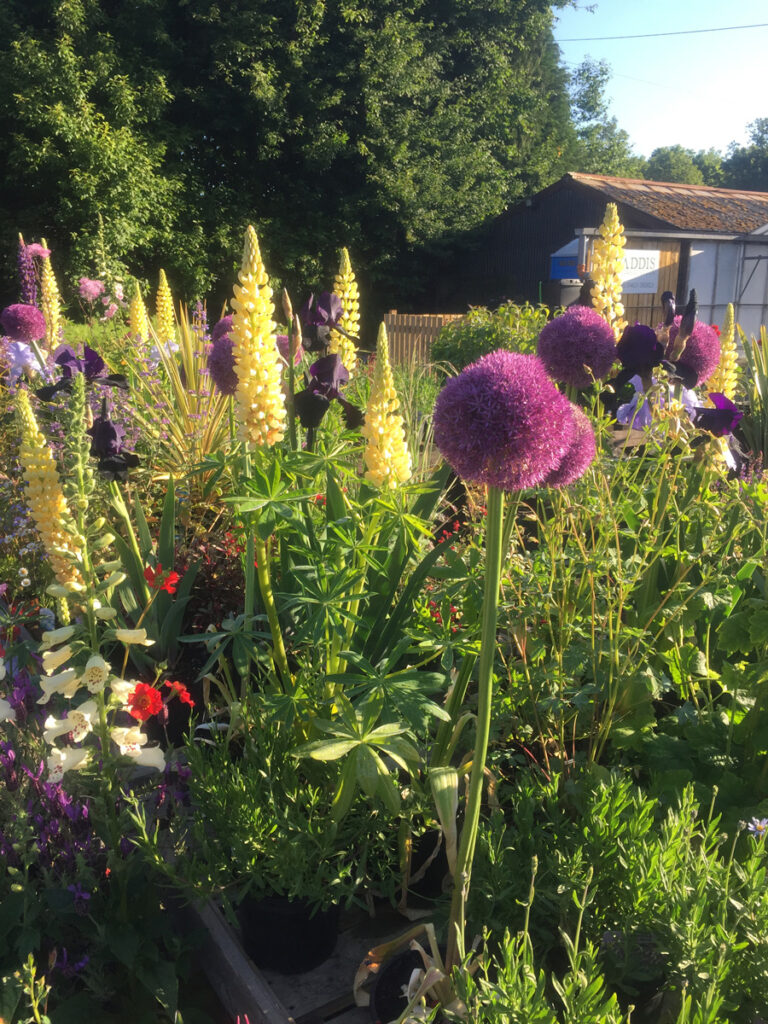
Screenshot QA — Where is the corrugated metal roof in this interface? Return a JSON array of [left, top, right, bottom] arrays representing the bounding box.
[[566, 172, 768, 235]]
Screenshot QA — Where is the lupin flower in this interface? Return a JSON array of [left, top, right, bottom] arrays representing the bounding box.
[[330, 249, 360, 375], [1, 304, 47, 345], [156, 269, 176, 347], [207, 315, 237, 396], [293, 353, 364, 429], [39, 240, 62, 352], [360, 323, 412, 488], [707, 303, 738, 400], [590, 203, 627, 338], [18, 234, 49, 306], [542, 405, 596, 487], [433, 351, 576, 491], [16, 389, 84, 590], [536, 305, 616, 388], [230, 226, 287, 447], [128, 283, 150, 346]]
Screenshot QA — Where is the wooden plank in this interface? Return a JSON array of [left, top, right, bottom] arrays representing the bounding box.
[[586, 237, 681, 327]]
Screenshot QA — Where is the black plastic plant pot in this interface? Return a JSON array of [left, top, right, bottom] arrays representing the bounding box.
[[369, 949, 443, 1024], [237, 895, 340, 974]]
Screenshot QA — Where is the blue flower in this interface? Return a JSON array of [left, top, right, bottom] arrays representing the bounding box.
[[747, 817, 768, 839]]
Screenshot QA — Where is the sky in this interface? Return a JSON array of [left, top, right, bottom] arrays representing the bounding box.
[[553, 1, 768, 158]]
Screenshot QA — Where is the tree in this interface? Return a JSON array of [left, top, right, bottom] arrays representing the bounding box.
[[643, 146, 704, 185], [566, 59, 645, 178], [722, 119, 768, 192], [693, 149, 724, 187]]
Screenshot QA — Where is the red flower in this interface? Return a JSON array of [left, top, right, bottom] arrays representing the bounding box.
[[144, 563, 182, 595], [127, 682, 163, 722], [164, 680, 195, 707]]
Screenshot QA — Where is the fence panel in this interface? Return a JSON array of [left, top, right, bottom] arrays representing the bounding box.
[[383, 312, 464, 365]]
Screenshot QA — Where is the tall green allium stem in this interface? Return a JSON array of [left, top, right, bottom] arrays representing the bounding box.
[[445, 484, 504, 971]]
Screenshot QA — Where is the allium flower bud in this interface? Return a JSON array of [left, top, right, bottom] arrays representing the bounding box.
[[433, 351, 575, 491], [330, 248, 360, 376], [537, 306, 616, 388], [0, 304, 47, 344], [230, 226, 287, 447], [361, 323, 411, 488]]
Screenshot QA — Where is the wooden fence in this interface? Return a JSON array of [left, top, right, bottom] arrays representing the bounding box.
[[383, 311, 464, 365]]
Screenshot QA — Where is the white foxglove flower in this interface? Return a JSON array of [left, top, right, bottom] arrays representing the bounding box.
[[42, 645, 73, 674], [44, 700, 98, 744], [115, 629, 154, 646], [82, 655, 110, 694], [111, 725, 148, 753], [47, 746, 91, 783], [110, 679, 138, 704], [0, 697, 16, 724], [37, 669, 81, 704], [40, 626, 77, 651]]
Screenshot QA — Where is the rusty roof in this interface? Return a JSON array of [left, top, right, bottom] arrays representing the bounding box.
[[565, 172, 768, 235]]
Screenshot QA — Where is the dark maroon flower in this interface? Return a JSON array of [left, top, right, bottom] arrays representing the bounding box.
[[87, 398, 139, 479], [36, 344, 127, 401], [293, 353, 364, 429], [664, 316, 720, 385], [433, 351, 575, 491], [617, 323, 664, 375], [543, 405, 596, 487], [0, 304, 46, 344], [300, 293, 345, 353], [537, 306, 616, 388], [692, 393, 743, 437]]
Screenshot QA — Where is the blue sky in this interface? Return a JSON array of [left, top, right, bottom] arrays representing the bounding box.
[[553, 1, 768, 158]]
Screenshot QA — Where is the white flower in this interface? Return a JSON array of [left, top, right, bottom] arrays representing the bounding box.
[[115, 629, 154, 646], [42, 645, 74, 674], [37, 669, 81, 704], [47, 746, 91, 783], [94, 607, 118, 620], [40, 625, 77, 651], [110, 725, 148, 754], [124, 745, 166, 772], [0, 659, 6, 682], [82, 655, 110, 694], [109, 679, 138, 704], [44, 700, 98, 744], [0, 697, 16, 724]]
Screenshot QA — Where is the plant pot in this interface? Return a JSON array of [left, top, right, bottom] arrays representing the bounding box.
[[369, 949, 444, 1024], [236, 895, 340, 973], [408, 830, 449, 903]]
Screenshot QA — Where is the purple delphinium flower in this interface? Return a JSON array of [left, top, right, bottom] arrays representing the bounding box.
[[692, 393, 743, 437], [208, 316, 237, 396], [537, 306, 617, 388], [433, 351, 576, 491], [664, 316, 721, 385], [78, 277, 105, 303], [0, 304, 47, 344], [543, 405, 596, 487], [293, 353, 364, 429]]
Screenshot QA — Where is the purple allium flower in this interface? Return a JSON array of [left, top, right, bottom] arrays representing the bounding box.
[[537, 306, 616, 388], [208, 318, 237, 396], [692, 393, 743, 437], [617, 323, 664, 374], [0, 304, 47, 344], [18, 242, 37, 306], [664, 316, 721, 385], [78, 277, 105, 302], [433, 351, 576, 491], [543, 405, 596, 487]]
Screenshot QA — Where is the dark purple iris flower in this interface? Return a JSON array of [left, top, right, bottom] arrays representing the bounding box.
[[299, 292, 350, 353], [36, 344, 127, 401], [293, 353, 364, 429], [87, 398, 140, 480], [616, 323, 664, 379], [692, 393, 743, 437]]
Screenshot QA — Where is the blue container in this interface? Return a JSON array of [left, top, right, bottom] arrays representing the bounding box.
[[550, 254, 578, 279]]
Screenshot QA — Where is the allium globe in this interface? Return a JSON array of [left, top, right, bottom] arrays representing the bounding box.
[[433, 350, 575, 491], [0, 304, 46, 344], [665, 316, 720, 385], [211, 315, 233, 343], [543, 405, 596, 487], [537, 306, 616, 388], [207, 329, 237, 396]]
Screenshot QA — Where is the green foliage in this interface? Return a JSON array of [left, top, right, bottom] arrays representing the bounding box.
[[567, 59, 645, 179], [644, 146, 705, 185], [432, 302, 553, 369], [722, 118, 768, 191]]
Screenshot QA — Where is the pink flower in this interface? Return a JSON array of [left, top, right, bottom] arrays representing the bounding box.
[[100, 303, 118, 321], [78, 277, 106, 303], [664, 316, 721, 385], [0, 304, 47, 344], [25, 243, 51, 259], [537, 306, 616, 388], [543, 405, 596, 487]]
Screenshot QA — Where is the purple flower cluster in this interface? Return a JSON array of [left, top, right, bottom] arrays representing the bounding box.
[[17, 240, 50, 306], [537, 306, 617, 388], [433, 351, 595, 491], [664, 316, 721, 385], [543, 405, 597, 487], [0, 303, 47, 344], [208, 315, 237, 396]]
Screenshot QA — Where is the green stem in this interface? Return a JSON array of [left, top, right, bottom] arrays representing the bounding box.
[[445, 485, 504, 972], [431, 652, 477, 768], [253, 533, 290, 690]]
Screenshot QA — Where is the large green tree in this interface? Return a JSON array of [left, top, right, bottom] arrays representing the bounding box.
[[0, 0, 576, 317], [566, 59, 644, 178], [643, 145, 705, 185], [722, 119, 768, 192]]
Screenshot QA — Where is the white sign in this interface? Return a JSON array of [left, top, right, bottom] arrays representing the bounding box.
[[621, 249, 660, 294]]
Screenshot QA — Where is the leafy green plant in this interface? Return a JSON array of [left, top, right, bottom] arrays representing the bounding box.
[[432, 303, 555, 369]]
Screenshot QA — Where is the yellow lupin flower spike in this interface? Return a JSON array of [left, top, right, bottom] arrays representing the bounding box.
[[330, 247, 360, 376], [590, 203, 627, 339], [128, 281, 149, 346], [39, 239, 61, 353], [156, 270, 176, 346], [16, 389, 83, 590], [230, 226, 286, 447], [361, 323, 412, 488], [708, 303, 739, 402]]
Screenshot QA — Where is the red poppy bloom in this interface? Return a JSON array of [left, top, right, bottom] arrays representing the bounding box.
[[164, 680, 195, 707], [127, 682, 163, 721]]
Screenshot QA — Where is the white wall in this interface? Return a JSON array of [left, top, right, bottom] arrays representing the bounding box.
[[688, 240, 768, 338]]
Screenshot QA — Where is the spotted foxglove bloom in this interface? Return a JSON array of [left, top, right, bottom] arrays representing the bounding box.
[[82, 655, 111, 694], [47, 745, 91, 782], [40, 626, 77, 651], [433, 350, 575, 491], [44, 700, 98, 744], [361, 323, 411, 488], [110, 678, 139, 704], [230, 226, 287, 447], [111, 724, 148, 753], [42, 645, 74, 674], [128, 284, 150, 346], [115, 628, 154, 646], [37, 669, 81, 704]]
